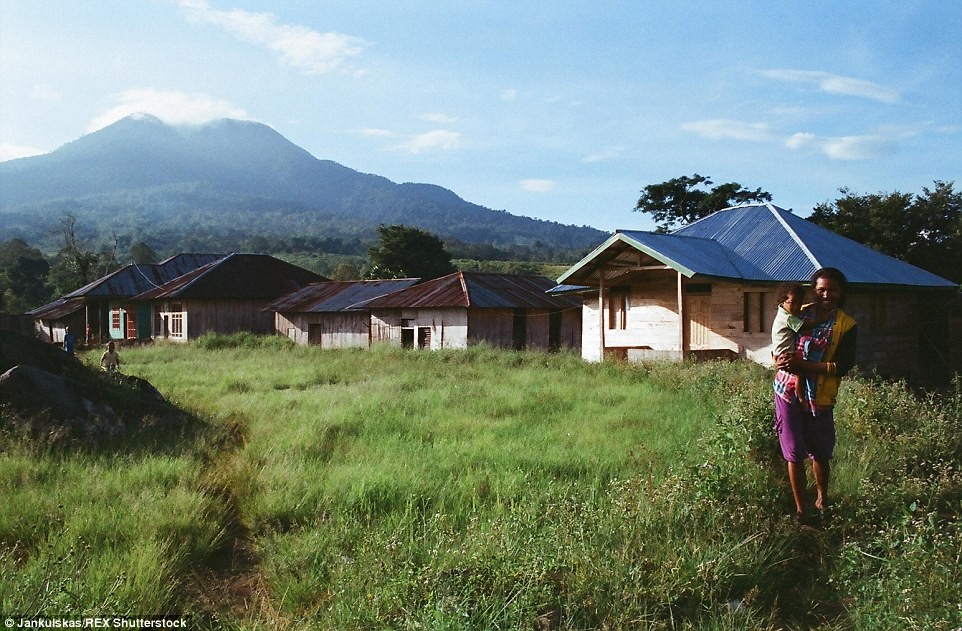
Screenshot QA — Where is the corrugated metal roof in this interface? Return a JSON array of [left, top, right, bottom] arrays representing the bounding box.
[[61, 253, 224, 299], [546, 283, 592, 295], [26, 297, 85, 319], [265, 279, 420, 312], [677, 204, 956, 286], [27, 253, 225, 318], [365, 272, 582, 309], [559, 203, 956, 288], [133, 253, 327, 300]]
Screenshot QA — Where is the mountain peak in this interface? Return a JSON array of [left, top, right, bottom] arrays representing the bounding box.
[[0, 117, 605, 251], [126, 112, 165, 125]]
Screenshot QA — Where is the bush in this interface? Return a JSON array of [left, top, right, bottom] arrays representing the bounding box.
[[193, 332, 294, 351]]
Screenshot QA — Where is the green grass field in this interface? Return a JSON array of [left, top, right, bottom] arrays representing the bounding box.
[[2, 335, 960, 629]]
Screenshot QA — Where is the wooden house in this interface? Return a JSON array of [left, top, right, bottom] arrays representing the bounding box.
[[557, 203, 958, 383], [266, 279, 419, 348], [28, 253, 222, 345], [132, 253, 326, 341], [363, 271, 582, 351]]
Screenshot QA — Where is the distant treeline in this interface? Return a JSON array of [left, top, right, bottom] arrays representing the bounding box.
[[0, 214, 588, 314]]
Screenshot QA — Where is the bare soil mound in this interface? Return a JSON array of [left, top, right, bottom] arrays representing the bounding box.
[[0, 330, 187, 443]]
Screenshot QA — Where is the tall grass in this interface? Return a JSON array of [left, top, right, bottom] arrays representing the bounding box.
[[1, 334, 959, 629]]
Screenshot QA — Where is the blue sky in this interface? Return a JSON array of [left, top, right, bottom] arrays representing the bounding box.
[[1, 1, 959, 232]]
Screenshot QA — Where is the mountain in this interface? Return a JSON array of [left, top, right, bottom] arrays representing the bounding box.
[[0, 115, 604, 254]]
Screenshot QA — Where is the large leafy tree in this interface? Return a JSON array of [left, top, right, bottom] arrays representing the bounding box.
[[46, 214, 125, 296], [0, 238, 51, 312], [809, 181, 962, 283], [367, 224, 456, 280], [129, 241, 159, 265], [634, 174, 772, 232]]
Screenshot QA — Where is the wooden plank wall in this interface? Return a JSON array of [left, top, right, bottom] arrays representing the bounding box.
[[274, 312, 371, 348], [582, 275, 680, 362], [185, 299, 274, 339], [558, 308, 582, 351], [467, 309, 514, 347], [580, 276, 947, 381], [371, 308, 469, 349]]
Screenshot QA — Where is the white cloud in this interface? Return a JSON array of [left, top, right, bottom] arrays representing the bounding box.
[[758, 69, 900, 103], [177, 0, 367, 75], [390, 130, 461, 154], [86, 89, 252, 133], [519, 179, 557, 193], [500, 88, 518, 101], [785, 132, 816, 150], [680, 119, 775, 142], [785, 131, 896, 160], [0, 143, 46, 162], [820, 135, 895, 160], [935, 124, 962, 135], [421, 112, 458, 124], [683, 116, 901, 161], [582, 146, 624, 163]]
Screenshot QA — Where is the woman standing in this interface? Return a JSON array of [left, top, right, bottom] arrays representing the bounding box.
[[774, 267, 858, 523]]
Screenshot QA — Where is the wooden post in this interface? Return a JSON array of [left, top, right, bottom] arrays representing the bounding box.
[[677, 272, 685, 358], [598, 270, 606, 361]]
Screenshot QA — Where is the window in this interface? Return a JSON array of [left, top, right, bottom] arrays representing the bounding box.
[[608, 288, 629, 330], [743, 291, 772, 333], [111, 308, 122, 330], [169, 312, 184, 337], [418, 327, 431, 349], [162, 302, 186, 339]]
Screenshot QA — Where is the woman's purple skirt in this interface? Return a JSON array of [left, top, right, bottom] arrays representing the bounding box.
[[773, 394, 835, 462]]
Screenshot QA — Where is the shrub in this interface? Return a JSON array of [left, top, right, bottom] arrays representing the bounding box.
[[193, 331, 294, 351]]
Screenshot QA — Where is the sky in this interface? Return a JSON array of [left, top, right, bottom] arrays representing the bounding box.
[[1, 1, 960, 233]]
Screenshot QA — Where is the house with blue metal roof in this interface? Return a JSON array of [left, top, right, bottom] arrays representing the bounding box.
[[29, 253, 223, 345], [557, 203, 957, 381]]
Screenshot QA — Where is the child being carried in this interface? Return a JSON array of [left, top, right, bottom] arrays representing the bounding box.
[[772, 283, 821, 401]]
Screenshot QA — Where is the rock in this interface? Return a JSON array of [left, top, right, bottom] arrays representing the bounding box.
[[0, 330, 178, 444], [0, 364, 89, 419], [0, 329, 84, 377]]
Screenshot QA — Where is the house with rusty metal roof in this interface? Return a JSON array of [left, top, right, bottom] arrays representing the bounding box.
[[130, 253, 326, 341], [361, 271, 582, 351], [557, 203, 958, 382], [28, 253, 223, 345], [265, 278, 420, 348]]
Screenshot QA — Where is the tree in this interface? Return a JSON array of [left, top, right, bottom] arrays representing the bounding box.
[[0, 238, 51, 312], [45, 214, 124, 295], [48, 214, 98, 292], [809, 181, 962, 283], [129, 241, 159, 264], [367, 225, 455, 280], [331, 262, 360, 281], [634, 174, 773, 232]]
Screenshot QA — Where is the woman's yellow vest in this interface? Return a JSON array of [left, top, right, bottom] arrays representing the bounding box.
[[814, 308, 856, 407]]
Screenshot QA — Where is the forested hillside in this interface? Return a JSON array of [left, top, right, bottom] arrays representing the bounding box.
[[0, 115, 604, 258]]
